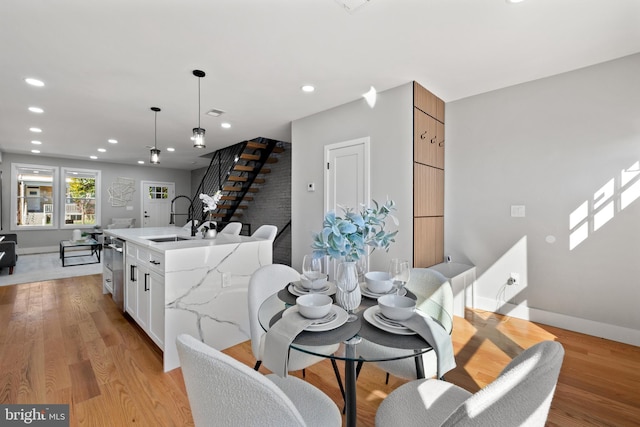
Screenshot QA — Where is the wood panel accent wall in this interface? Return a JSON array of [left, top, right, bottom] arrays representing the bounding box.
[[413, 82, 445, 267]]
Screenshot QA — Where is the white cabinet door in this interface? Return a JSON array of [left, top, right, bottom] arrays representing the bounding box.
[[148, 270, 165, 349], [137, 266, 151, 331], [124, 241, 165, 348]]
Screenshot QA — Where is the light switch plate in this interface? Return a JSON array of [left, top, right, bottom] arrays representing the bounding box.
[[222, 272, 232, 287], [511, 205, 525, 217]]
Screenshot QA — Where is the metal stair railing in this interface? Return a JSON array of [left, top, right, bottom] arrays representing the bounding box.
[[190, 137, 282, 226]]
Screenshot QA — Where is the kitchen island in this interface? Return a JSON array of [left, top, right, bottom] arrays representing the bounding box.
[[104, 226, 273, 372]]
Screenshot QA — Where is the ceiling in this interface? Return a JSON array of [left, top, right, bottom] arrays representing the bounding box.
[[1, 0, 639, 170]]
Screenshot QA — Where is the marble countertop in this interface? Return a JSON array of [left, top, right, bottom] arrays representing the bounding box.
[[104, 226, 261, 252]]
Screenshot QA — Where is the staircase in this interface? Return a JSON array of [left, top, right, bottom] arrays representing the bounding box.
[[192, 137, 285, 227]]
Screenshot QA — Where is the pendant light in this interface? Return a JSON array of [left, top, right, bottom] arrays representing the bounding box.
[[192, 69, 206, 148], [150, 107, 161, 164]]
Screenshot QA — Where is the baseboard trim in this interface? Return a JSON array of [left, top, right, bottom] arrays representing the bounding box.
[[474, 296, 640, 347]]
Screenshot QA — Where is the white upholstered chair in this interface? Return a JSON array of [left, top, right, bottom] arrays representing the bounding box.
[[220, 222, 242, 235], [358, 268, 454, 382], [248, 264, 341, 376], [375, 340, 565, 427], [176, 334, 341, 427], [252, 224, 277, 240]]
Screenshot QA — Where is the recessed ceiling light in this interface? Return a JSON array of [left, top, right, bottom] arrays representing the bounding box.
[[31, 140, 42, 145], [506, 0, 526, 3], [301, 85, 315, 93], [29, 127, 42, 133], [25, 78, 45, 87], [90, 155, 98, 160], [28, 107, 44, 113], [31, 149, 41, 154], [98, 148, 106, 153], [221, 122, 231, 129], [108, 139, 118, 144], [206, 108, 225, 117], [167, 147, 175, 152], [137, 160, 144, 164]]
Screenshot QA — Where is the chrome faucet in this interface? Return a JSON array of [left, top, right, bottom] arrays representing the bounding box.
[[170, 195, 197, 236]]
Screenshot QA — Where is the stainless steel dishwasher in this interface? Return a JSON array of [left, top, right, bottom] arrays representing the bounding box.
[[104, 236, 125, 311]]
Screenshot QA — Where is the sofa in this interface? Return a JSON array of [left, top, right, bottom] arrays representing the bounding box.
[[0, 234, 19, 275]]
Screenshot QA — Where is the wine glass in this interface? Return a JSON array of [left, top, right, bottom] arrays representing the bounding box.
[[388, 259, 410, 295], [355, 256, 368, 284], [302, 255, 323, 279], [336, 262, 361, 322]]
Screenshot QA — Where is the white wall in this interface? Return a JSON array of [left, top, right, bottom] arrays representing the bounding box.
[[446, 53, 640, 345], [292, 83, 414, 273], [1, 152, 191, 251]]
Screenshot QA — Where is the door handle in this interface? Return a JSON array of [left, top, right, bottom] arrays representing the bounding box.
[[130, 265, 137, 281], [144, 215, 150, 218], [144, 273, 150, 291]]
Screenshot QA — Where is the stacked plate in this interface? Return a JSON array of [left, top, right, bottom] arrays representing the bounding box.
[[360, 283, 406, 299], [363, 306, 416, 335], [288, 281, 336, 296], [282, 305, 348, 331]]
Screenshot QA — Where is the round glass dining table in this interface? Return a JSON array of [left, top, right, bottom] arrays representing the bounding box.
[[258, 287, 453, 427]]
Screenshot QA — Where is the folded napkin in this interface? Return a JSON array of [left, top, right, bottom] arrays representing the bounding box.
[[263, 311, 316, 377], [401, 313, 456, 378]]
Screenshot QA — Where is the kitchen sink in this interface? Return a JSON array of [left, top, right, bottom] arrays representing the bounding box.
[[146, 236, 193, 243]]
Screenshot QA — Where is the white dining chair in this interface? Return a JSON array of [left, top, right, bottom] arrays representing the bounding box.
[[176, 333, 342, 427], [252, 224, 278, 240], [248, 264, 342, 376], [358, 268, 454, 382], [220, 221, 242, 235], [375, 340, 565, 427]]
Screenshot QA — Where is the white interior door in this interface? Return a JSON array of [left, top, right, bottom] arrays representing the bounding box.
[[141, 181, 175, 228], [324, 137, 370, 276]]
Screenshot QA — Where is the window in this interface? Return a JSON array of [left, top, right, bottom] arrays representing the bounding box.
[[148, 185, 169, 200], [11, 163, 59, 229], [61, 167, 101, 228]]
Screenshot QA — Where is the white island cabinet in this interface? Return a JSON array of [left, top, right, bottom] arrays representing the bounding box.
[[105, 226, 273, 372], [125, 242, 165, 349]]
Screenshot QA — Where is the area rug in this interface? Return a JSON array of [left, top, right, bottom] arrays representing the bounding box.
[[0, 252, 103, 287]]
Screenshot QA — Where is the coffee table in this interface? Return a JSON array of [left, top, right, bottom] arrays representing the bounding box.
[[59, 238, 101, 267]]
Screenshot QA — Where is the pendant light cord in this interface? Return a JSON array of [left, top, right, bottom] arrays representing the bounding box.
[[154, 110, 158, 149], [198, 77, 201, 128]]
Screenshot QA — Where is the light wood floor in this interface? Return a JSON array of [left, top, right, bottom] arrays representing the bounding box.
[[1, 275, 638, 426]]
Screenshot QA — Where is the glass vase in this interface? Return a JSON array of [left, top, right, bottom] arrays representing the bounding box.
[[335, 261, 361, 322]]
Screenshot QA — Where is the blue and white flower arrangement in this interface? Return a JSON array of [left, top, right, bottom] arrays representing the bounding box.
[[311, 199, 398, 261]]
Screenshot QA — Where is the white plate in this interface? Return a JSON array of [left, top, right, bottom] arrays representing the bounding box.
[[282, 305, 348, 332], [288, 281, 336, 297], [363, 306, 416, 335], [360, 283, 406, 299]]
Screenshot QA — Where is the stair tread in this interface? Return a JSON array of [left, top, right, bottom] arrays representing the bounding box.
[[240, 153, 260, 161], [233, 165, 255, 172]]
